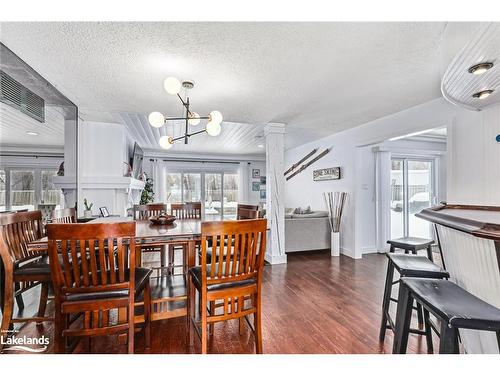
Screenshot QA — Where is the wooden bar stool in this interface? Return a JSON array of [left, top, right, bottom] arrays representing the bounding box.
[[387, 237, 435, 261], [379, 253, 449, 352], [393, 277, 500, 354]]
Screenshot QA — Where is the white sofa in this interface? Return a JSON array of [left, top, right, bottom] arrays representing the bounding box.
[[285, 210, 331, 252]]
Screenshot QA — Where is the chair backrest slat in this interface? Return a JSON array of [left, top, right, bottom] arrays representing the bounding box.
[[201, 219, 267, 286], [0, 211, 44, 265], [47, 222, 136, 298], [133, 204, 169, 220], [171, 202, 202, 219], [51, 208, 77, 224]]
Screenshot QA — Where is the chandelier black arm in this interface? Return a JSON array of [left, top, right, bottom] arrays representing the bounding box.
[[164, 115, 210, 121], [171, 128, 207, 142]]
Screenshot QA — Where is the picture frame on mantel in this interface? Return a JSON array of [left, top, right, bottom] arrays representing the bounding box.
[[252, 169, 260, 178]]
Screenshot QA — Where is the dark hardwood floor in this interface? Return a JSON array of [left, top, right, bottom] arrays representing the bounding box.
[[1, 251, 439, 354]]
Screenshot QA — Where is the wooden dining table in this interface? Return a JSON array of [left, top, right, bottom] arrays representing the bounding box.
[[27, 216, 204, 322]]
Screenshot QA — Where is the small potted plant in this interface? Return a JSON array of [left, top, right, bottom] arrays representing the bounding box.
[[83, 198, 93, 219]]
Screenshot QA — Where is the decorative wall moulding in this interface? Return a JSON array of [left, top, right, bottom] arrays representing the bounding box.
[[441, 23, 500, 111]]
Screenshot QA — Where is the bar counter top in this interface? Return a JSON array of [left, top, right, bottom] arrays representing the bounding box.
[[416, 204, 500, 241]]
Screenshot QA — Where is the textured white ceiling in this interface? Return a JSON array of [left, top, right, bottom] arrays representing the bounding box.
[[0, 22, 469, 152]]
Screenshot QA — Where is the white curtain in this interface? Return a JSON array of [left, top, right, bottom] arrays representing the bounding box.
[[149, 158, 166, 203]]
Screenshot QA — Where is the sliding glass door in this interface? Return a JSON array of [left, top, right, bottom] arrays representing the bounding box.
[[390, 158, 435, 239], [165, 170, 239, 220]]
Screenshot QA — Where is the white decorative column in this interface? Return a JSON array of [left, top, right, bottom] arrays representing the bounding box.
[[264, 123, 286, 264]]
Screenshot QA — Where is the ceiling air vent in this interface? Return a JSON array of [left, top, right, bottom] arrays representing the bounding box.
[[1, 70, 45, 123]]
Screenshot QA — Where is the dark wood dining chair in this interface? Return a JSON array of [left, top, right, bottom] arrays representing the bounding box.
[[170, 202, 202, 219], [51, 207, 77, 223], [187, 218, 267, 353], [169, 202, 202, 274], [133, 204, 169, 220], [0, 211, 52, 348], [237, 204, 259, 220], [133, 204, 169, 269], [200, 203, 260, 265], [46, 221, 152, 354]]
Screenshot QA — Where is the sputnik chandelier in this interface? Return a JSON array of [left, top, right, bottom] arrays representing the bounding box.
[[148, 77, 223, 149]]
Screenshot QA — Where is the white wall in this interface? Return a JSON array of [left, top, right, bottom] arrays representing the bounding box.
[[448, 103, 500, 205], [285, 98, 462, 258]]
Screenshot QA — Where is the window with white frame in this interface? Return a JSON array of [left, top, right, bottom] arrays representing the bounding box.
[[0, 165, 62, 212]]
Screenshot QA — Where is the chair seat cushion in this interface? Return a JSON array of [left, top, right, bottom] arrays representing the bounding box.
[[401, 277, 500, 330], [65, 267, 152, 302], [387, 237, 434, 250], [386, 253, 449, 278], [189, 264, 256, 292]]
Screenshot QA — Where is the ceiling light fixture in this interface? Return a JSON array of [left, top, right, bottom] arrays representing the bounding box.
[[257, 144, 264, 148], [468, 62, 494, 75], [149, 77, 223, 148], [26, 131, 39, 136], [472, 89, 494, 100]]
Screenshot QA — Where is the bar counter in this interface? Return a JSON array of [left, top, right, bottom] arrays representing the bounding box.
[[416, 204, 500, 353]]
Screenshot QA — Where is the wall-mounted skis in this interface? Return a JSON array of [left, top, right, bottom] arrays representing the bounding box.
[[284, 148, 318, 177], [286, 148, 330, 181]]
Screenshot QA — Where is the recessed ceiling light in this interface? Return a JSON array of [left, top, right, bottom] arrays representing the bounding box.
[[472, 89, 494, 100], [468, 62, 494, 75], [26, 131, 39, 136], [257, 144, 264, 148]]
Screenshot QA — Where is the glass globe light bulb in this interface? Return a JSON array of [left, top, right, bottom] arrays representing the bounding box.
[[148, 112, 165, 128], [163, 77, 181, 95], [188, 112, 200, 126], [206, 121, 221, 136], [209, 110, 223, 124], [159, 135, 174, 149]]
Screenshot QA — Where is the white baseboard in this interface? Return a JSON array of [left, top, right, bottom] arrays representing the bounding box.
[[339, 247, 362, 259], [362, 246, 378, 254], [265, 253, 287, 265]]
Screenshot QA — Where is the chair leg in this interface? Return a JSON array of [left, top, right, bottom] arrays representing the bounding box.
[[143, 280, 151, 350], [209, 301, 215, 335], [379, 260, 395, 342], [187, 276, 195, 349], [496, 331, 500, 353], [53, 301, 64, 354], [439, 324, 459, 354], [168, 245, 174, 275], [201, 290, 207, 354], [427, 245, 434, 262], [36, 282, 49, 324], [15, 282, 24, 310], [416, 302, 424, 326], [0, 275, 14, 349], [392, 283, 414, 354], [254, 293, 263, 354], [160, 245, 166, 268], [423, 309, 434, 353], [127, 301, 135, 354]]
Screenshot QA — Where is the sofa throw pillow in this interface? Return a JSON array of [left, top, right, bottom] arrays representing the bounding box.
[[303, 206, 312, 214], [293, 207, 303, 214]]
